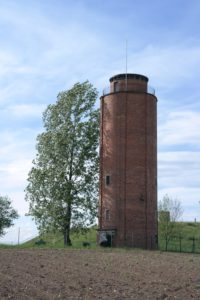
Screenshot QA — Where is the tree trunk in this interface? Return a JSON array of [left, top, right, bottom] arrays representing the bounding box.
[[63, 228, 72, 246], [63, 200, 72, 246]]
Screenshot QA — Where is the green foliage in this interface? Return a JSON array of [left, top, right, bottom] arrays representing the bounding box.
[[0, 195, 18, 237], [158, 194, 183, 251], [25, 81, 99, 245], [186, 222, 196, 227]]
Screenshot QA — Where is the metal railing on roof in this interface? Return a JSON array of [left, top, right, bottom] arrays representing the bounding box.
[[102, 85, 155, 96]]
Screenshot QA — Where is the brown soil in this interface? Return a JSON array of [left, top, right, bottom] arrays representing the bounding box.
[[0, 249, 200, 299]]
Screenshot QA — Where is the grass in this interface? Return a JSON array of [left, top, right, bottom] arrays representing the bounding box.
[[158, 222, 200, 253], [5, 226, 98, 250], [1, 222, 200, 253], [0, 243, 16, 249]]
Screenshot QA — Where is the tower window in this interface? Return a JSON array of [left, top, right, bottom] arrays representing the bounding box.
[[105, 209, 110, 221], [139, 194, 144, 201], [105, 175, 110, 186]]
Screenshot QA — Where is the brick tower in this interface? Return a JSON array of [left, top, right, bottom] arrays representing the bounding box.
[[98, 73, 158, 249]]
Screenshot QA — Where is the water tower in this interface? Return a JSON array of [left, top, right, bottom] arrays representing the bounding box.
[[98, 73, 158, 249]]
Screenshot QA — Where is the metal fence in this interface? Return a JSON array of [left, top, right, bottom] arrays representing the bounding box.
[[158, 236, 200, 254], [102, 85, 155, 96]]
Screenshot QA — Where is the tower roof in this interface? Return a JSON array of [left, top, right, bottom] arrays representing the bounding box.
[[109, 73, 149, 83]]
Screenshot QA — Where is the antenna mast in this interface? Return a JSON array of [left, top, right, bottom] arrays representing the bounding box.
[[125, 39, 128, 91]]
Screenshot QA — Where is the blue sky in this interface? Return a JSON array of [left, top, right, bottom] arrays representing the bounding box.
[[1, 0, 200, 243]]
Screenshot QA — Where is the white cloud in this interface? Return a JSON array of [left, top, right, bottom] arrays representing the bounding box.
[[128, 43, 200, 89], [0, 129, 38, 160], [159, 151, 200, 163], [157, 110, 200, 220], [158, 150, 200, 220], [158, 187, 200, 221], [158, 151, 200, 179], [0, 159, 33, 216], [0, 50, 18, 76], [158, 111, 200, 147], [0, 129, 37, 215], [0, 159, 32, 187], [0, 80, 41, 106], [0, 216, 38, 244], [4, 104, 46, 118]]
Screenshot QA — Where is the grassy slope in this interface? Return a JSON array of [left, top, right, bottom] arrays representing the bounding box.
[[17, 227, 98, 249], [1, 222, 200, 251], [159, 222, 200, 253], [179, 222, 200, 238]]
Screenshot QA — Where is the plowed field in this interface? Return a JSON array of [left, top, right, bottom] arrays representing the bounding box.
[[0, 249, 200, 299]]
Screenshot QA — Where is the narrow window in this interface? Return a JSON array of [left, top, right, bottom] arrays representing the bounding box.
[[105, 175, 110, 186], [139, 194, 144, 201], [105, 209, 110, 221]]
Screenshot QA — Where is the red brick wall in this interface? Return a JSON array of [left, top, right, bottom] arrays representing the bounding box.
[[99, 75, 157, 249]]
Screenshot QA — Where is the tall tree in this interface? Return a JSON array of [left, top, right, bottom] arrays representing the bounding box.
[[158, 194, 183, 251], [0, 195, 18, 237], [25, 81, 99, 245]]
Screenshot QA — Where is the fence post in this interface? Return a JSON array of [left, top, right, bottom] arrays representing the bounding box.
[[179, 235, 182, 253], [192, 237, 195, 253]]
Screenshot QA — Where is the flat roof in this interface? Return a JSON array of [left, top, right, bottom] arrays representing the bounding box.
[[109, 73, 149, 83]]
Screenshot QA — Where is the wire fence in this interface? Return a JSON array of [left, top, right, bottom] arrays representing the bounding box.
[[158, 236, 200, 254]]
